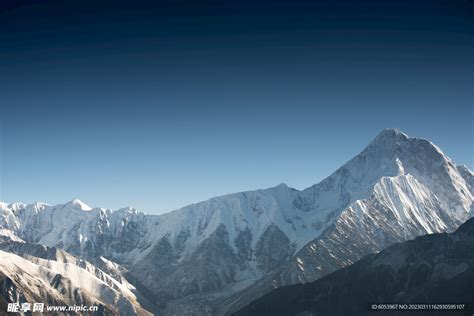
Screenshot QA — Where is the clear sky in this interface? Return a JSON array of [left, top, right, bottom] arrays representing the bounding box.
[[0, 0, 472, 213]]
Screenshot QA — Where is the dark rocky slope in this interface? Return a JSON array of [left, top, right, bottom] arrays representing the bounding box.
[[235, 218, 474, 316]]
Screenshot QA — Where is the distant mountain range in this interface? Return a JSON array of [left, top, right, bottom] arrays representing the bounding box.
[[0, 129, 472, 315], [234, 217, 474, 316]]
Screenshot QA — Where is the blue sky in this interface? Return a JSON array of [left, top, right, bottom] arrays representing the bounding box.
[[0, 0, 472, 213]]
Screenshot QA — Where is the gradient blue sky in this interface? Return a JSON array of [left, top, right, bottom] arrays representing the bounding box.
[[1, 0, 472, 213]]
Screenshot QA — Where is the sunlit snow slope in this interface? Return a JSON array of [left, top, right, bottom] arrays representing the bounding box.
[[0, 240, 152, 315]]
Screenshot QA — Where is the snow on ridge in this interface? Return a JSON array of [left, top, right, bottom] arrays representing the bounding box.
[[64, 198, 92, 211], [372, 174, 447, 233], [0, 249, 149, 314], [458, 164, 474, 174]]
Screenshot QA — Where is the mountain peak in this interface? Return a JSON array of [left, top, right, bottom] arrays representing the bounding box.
[[64, 199, 92, 211], [362, 129, 412, 155], [373, 128, 409, 142], [361, 128, 447, 164]]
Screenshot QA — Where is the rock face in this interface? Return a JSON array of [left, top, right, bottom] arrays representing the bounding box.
[[234, 217, 474, 316], [0, 129, 472, 314], [0, 239, 153, 315]]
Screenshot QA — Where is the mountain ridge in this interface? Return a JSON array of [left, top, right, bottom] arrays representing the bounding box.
[[1, 129, 472, 315]]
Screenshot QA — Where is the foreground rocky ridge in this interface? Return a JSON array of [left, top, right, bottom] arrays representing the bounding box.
[[235, 217, 474, 316], [0, 238, 153, 315]]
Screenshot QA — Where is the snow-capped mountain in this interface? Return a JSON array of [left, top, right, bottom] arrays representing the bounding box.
[[0, 129, 472, 315]]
